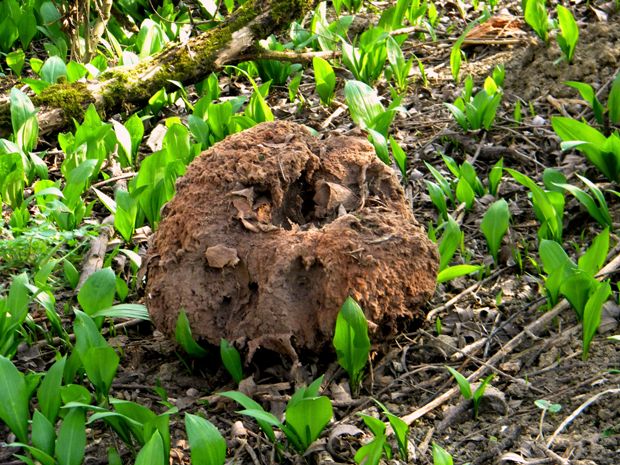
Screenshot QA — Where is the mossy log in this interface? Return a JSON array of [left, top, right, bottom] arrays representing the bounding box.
[[0, 0, 314, 135]]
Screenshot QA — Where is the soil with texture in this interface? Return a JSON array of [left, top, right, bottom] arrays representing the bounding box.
[[1, 3, 620, 465], [146, 121, 438, 359]]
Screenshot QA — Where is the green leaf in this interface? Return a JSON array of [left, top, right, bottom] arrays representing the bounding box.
[[114, 190, 138, 242], [506, 168, 563, 242], [175, 310, 208, 357], [236, 408, 283, 429], [63, 260, 79, 289], [542, 168, 566, 192], [90, 304, 150, 320], [608, 73, 620, 125], [578, 228, 609, 276], [437, 265, 482, 283], [6, 49, 26, 75], [135, 431, 166, 465], [332, 297, 370, 390], [432, 442, 453, 465], [40, 56, 67, 83], [385, 412, 409, 460], [524, 0, 549, 42], [73, 310, 108, 357], [219, 391, 275, 441], [565, 81, 603, 123], [555, 182, 611, 228], [556, 5, 579, 63], [185, 413, 227, 465], [552, 117, 618, 182], [124, 114, 145, 160], [344, 80, 384, 130], [220, 339, 243, 384], [10, 87, 36, 135], [108, 447, 123, 465], [449, 43, 462, 83], [472, 374, 494, 418], [582, 281, 611, 359], [55, 408, 86, 465], [455, 177, 475, 209], [438, 216, 462, 271], [82, 346, 119, 399], [354, 434, 386, 465], [78, 268, 116, 316], [389, 137, 407, 177], [37, 356, 66, 423], [480, 199, 510, 263], [446, 366, 472, 399], [539, 240, 575, 275], [560, 271, 598, 319], [0, 356, 29, 442], [313, 56, 336, 105], [426, 181, 448, 219], [66, 61, 88, 83], [31, 409, 55, 456], [285, 396, 333, 452]]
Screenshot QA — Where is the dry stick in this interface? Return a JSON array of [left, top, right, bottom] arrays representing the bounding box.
[[419, 328, 547, 395], [395, 251, 620, 429], [546, 388, 620, 448], [79, 161, 128, 288], [77, 216, 114, 289], [425, 268, 502, 322]]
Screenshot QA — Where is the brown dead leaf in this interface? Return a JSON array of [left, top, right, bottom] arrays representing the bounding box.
[[464, 14, 527, 45]]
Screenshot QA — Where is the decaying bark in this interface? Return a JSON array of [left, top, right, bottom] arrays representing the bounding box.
[[0, 0, 314, 134]]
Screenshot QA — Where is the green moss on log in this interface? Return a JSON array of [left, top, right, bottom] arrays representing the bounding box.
[[34, 82, 93, 121]]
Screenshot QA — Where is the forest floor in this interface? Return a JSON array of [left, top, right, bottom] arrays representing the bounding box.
[[1, 2, 620, 465]]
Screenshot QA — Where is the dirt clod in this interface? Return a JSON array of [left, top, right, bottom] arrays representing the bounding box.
[[145, 121, 438, 359]]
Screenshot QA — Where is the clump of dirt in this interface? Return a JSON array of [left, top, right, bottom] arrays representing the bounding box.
[[504, 16, 620, 102], [145, 121, 438, 359]]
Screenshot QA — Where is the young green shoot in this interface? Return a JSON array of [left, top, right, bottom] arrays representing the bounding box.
[[313, 56, 336, 105], [333, 297, 370, 394], [554, 174, 613, 228], [556, 5, 579, 64], [524, 0, 550, 43], [185, 413, 227, 465], [432, 442, 454, 465], [552, 116, 620, 183], [534, 399, 561, 441], [220, 338, 243, 384], [506, 168, 564, 242], [223, 376, 333, 453], [446, 367, 494, 418], [175, 310, 208, 357], [480, 199, 510, 265]]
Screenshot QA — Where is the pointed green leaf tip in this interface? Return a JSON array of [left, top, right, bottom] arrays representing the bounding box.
[[333, 297, 370, 390]]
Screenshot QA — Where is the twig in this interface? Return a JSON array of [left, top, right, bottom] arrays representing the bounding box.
[[395, 249, 620, 430], [425, 268, 502, 322], [77, 216, 114, 289], [420, 329, 547, 395], [540, 445, 571, 465], [91, 172, 136, 189], [546, 388, 620, 448]]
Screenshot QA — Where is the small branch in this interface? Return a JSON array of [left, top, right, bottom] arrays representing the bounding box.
[[77, 216, 114, 289], [394, 249, 620, 429], [546, 388, 620, 448]]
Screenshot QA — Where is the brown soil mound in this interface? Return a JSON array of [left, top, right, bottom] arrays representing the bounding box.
[[145, 121, 438, 359]]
